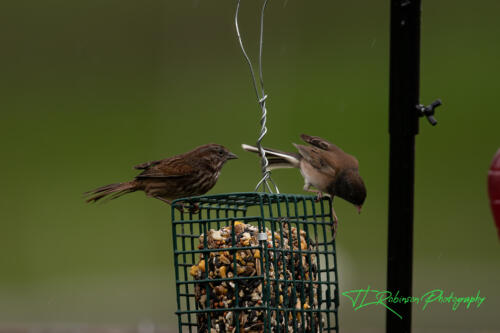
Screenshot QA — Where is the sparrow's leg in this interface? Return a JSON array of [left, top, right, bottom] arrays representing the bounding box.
[[331, 196, 339, 237], [177, 201, 200, 214], [303, 184, 323, 202], [188, 203, 200, 214], [155, 196, 185, 212], [155, 196, 172, 205]]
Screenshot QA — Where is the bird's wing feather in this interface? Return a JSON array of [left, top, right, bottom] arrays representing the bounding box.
[[241, 144, 300, 168], [134, 160, 162, 170], [301, 134, 359, 169], [135, 157, 194, 179], [300, 134, 343, 153], [293, 144, 338, 174], [323, 151, 359, 170]]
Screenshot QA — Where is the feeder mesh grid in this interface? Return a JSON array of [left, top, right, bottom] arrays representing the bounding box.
[[172, 192, 339, 333]]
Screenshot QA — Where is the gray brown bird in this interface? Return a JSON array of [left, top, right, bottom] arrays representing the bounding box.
[[85, 144, 238, 208], [242, 134, 366, 233]]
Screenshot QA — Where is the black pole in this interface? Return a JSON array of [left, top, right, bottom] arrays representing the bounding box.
[[387, 0, 421, 332]]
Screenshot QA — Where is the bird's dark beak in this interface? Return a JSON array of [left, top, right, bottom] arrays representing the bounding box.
[[357, 205, 362, 214], [227, 152, 238, 160]]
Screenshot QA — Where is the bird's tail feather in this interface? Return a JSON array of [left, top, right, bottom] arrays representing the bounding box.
[[241, 144, 301, 171], [85, 181, 137, 203], [266, 160, 296, 171]]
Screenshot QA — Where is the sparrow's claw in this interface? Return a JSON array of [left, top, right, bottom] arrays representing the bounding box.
[[177, 201, 199, 214], [189, 203, 200, 214], [331, 201, 339, 238], [303, 185, 323, 202], [332, 218, 338, 238]]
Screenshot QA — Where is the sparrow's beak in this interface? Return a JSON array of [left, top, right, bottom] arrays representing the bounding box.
[[357, 205, 362, 214], [227, 152, 239, 160]]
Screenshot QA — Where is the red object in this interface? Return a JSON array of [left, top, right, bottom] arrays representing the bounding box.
[[488, 149, 500, 240]]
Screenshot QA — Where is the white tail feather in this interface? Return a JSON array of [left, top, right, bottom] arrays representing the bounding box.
[[267, 163, 296, 171], [241, 144, 300, 168]]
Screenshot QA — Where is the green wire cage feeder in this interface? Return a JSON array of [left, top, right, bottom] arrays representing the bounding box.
[[171, 2, 340, 332], [172, 192, 339, 333]]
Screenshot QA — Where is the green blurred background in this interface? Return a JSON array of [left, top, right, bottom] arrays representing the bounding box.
[[1, 0, 499, 332]]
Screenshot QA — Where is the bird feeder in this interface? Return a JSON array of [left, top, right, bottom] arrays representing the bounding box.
[[172, 193, 339, 332], [171, 2, 339, 332]]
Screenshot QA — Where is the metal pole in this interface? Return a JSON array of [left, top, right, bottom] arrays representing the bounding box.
[[387, 0, 421, 332]]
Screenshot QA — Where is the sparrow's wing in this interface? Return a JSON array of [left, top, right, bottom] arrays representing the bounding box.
[[134, 160, 162, 170], [293, 144, 338, 174], [241, 144, 300, 170], [135, 157, 194, 179], [300, 134, 343, 153], [301, 134, 359, 169]]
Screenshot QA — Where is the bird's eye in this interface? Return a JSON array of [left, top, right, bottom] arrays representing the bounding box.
[[218, 149, 225, 156]]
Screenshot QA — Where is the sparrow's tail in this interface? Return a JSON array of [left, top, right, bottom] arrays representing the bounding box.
[[241, 144, 301, 171], [85, 181, 137, 203]]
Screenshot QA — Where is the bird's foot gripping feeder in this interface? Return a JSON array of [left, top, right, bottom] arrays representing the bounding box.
[[172, 193, 339, 333]]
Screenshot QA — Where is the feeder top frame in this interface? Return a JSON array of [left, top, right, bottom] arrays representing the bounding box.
[[172, 192, 324, 211]]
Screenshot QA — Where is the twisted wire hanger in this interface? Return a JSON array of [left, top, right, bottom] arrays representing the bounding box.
[[235, 0, 280, 194]]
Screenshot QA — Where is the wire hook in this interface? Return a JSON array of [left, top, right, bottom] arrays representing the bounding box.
[[235, 0, 279, 194]]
